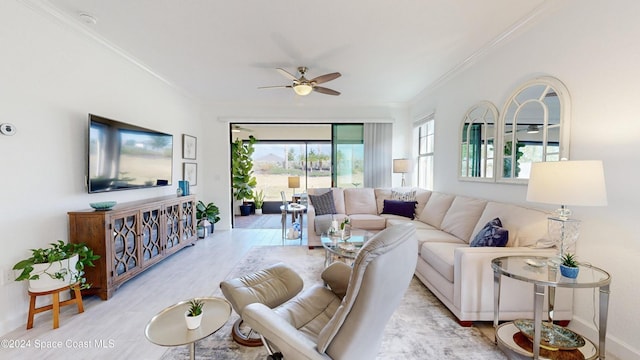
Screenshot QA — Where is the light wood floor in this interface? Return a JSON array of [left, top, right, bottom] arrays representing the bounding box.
[[2, 229, 303, 360]]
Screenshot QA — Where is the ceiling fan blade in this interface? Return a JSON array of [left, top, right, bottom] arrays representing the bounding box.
[[257, 85, 292, 89], [311, 72, 341, 85], [313, 86, 341, 96], [276, 68, 298, 81]]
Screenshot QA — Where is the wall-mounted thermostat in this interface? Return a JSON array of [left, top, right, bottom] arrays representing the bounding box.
[[0, 123, 16, 136]]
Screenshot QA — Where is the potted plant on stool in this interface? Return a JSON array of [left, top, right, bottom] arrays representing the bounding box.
[[560, 253, 580, 279], [12, 240, 100, 291], [185, 298, 204, 330]]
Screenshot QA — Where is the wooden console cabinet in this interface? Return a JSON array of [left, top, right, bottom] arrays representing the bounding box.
[[68, 195, 197, 300]]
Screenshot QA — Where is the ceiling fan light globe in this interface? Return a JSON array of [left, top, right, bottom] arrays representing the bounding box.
[[293, 83, 313, 96]]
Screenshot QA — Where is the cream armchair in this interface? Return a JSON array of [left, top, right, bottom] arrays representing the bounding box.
[[243, 223, 418, 360]]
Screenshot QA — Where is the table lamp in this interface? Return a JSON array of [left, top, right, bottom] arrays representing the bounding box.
[[526, 160, 607, 260], [393, 159, 410, 187], [288, 176, 300, 197]]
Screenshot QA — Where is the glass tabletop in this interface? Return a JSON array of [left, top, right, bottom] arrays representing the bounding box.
[[321, 229, 371, 259], [145, 297, 231, 347], [491, 256, 611, 288]]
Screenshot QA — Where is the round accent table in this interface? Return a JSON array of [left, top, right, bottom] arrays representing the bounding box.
[[280, 203, 306, 245], [492, 256, 611, 360], [145, 297, 231, 360]]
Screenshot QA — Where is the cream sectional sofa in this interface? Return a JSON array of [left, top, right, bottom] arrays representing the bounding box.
[[306, 187, 573, 324]]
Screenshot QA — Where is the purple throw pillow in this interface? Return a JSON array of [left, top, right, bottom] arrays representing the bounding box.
[[381, 200, 416, 219]]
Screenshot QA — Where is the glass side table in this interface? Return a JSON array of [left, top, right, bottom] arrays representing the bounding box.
[[492, 256, 611, 359], [280, 203, 306, 245]]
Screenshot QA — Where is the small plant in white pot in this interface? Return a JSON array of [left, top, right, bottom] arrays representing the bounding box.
[[185, 298, 204, 330], [12, 240, 100, 292], [560, 253, 579, 278], [253, 189, 265, 215]]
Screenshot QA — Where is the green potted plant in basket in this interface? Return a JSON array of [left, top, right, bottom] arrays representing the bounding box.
[[560, 253, 579, 278], [12, 240, 100, 291], [185, 298, 204, 330]]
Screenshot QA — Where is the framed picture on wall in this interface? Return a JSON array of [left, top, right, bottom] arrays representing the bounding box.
[[182, 134, 197, 160], [183, 162, 197, 186]]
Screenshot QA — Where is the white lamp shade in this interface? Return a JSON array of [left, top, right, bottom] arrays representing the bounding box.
[[393, 159, 410, 173], [526, 160, 607, 206], [288, 176, 300, 188]]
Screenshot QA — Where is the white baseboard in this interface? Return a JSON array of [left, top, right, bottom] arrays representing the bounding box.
[[570, 316, 640, 360]]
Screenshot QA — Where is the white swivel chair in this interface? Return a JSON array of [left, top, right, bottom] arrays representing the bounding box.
[[243, 223, 418, 359]]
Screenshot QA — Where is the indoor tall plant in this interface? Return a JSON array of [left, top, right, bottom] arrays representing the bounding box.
[[232, 135, 257, 216], [13, 240, 100, 291]]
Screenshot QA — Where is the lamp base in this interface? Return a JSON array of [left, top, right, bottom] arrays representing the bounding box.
[[547, 216, 581, 259]]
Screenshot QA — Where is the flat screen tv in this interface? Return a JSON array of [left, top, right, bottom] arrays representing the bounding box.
[[88, 114, 173, 193]]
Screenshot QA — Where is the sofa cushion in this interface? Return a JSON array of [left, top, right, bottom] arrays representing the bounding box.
[[347, 214, 386, 230], [472, 202, 549, 247], [440, 196, 488, 243], [413, 189, 432, 220], [418, 192, 455, 228], [308, 191, 337, 215], [420, 242, 466, 283], [381, 200, 416, 219], [344, 188, 377, 215], [470, 218, 509, 247]]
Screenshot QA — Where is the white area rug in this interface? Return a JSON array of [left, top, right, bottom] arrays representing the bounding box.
[[161, 246, 506, 359]]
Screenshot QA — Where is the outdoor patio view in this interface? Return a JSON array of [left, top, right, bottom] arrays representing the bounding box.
[[252, 141, 364, 201]]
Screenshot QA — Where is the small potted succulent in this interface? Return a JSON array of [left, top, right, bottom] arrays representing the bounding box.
[[185, 298, 204, 330], [559, 253, 579, 278]]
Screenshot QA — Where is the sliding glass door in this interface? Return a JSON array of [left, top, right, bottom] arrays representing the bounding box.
[[332, 124, 364, 188]]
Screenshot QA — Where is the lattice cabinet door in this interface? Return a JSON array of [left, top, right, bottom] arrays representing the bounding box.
[[165, 202, 181, 253], [180, 199, 196, 241], [140, 205, 164, 267], [110, 210, 143, 282]]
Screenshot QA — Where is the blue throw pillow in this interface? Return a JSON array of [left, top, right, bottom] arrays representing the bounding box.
[[470, 218, 509, 247], [381, 200, 416, 219], [309, 191, 337, 216]]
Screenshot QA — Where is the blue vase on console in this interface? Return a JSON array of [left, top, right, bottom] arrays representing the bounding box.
[[178, 181, 190, 196]]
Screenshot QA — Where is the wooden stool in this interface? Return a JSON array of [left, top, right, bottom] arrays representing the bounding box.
[[27, 284, 84, 329]]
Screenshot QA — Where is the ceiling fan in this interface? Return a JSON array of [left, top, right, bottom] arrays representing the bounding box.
[[259, 67, 341, 96]]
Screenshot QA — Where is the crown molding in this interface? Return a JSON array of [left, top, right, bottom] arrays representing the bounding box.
[[19, 0, 193, 100], [410, 1, 556, 105]]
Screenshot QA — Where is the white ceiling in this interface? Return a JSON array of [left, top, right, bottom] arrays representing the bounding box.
[[36, 0, 547, 107]]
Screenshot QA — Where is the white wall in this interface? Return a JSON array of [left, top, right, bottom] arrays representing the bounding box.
[[410, 1, 640, 358], [0, 2, 204, 334]]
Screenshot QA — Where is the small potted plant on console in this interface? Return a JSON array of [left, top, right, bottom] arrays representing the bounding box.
[[560, 253, 579, 278], [185, 298, 204, 330]]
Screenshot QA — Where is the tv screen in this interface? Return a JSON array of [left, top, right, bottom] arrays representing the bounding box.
[[88, 114, 173, 193]]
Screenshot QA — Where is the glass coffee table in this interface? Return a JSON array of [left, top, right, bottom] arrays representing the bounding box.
[[145, 297, 231, 360], [321, 229, 372, 267]]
